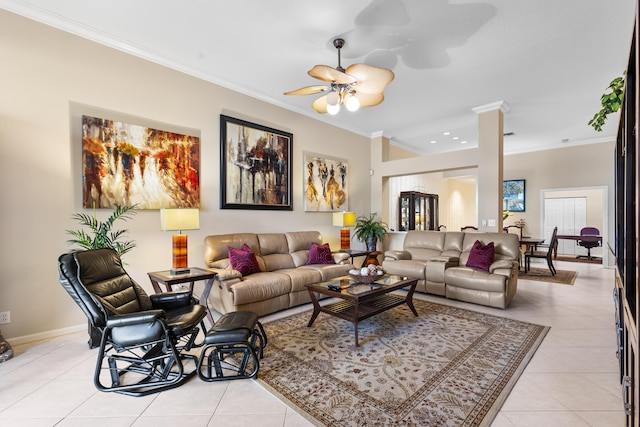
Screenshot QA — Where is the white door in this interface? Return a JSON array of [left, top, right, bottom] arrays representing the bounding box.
[[544, 197, 587, 255]]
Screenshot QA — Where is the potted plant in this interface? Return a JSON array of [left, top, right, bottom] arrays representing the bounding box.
[[66, 204, 137, 257], [353, 213, 389, 252]]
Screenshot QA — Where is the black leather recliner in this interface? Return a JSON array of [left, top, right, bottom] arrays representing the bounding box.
[[58, 248, 207, 396]]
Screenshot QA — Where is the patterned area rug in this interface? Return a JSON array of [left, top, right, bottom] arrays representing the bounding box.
[[519, 267, 577, 285], [258, 299, 548, 427]]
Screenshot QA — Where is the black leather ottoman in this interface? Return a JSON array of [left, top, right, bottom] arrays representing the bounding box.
[[197, 311, 267, 381]]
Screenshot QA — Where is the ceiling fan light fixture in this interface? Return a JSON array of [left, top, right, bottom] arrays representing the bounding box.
[[327, 91, 340, 106], [345, 95, 360, 112], [284, 38, 394, 115], [327, 103, 340, 115]]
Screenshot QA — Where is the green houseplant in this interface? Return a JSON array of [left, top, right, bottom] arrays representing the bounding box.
[[66, 204, 137, 257], [589, 75, 625, 132], [353, 213, 389, 252]]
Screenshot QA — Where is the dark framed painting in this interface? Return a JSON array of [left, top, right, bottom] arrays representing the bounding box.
[[220, 115, 292, 210], [82, 115, 200, 209], [503, 179, 525, 212], [303, 152, 349, 212]]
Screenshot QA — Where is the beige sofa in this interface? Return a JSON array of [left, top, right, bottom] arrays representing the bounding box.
[[382, 230, 520, 308], [203, 231, 353, 316]]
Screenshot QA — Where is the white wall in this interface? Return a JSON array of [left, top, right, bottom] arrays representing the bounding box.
[[0, 11, 371, 342]]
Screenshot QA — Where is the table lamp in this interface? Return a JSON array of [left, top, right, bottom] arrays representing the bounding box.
[[160, 208, 200, 274], [333, 212, 356, 250]]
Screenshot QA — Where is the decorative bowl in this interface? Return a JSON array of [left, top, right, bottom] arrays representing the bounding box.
[[349, 273, 382, 285]]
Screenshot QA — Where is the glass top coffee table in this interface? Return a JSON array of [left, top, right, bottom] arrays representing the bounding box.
[[305, 275, 419, 347]]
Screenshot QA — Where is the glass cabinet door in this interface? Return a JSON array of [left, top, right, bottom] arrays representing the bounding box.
[[399, 191, 438, 231], [399, 195, 409, 231], [415, 194, 422, 230]]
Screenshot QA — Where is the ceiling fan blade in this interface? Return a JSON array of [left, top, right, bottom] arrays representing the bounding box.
[[354, 92, 385, 108], [284, 85, 329, 96], [308, 65, 357, 84], [311, 95, 328, 114], [345, 63, 395, 93]]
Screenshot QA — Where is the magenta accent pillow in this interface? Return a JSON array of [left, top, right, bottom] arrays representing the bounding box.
[[306, 242, 335, 265], [228, 244, 261, 276], [465, 240, 495, 272]]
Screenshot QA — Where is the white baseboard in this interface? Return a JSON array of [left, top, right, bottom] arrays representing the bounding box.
[[6, 324, 86, 346]]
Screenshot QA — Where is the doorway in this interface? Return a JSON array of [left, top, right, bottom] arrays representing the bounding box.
[[541, 186, 607, 264]]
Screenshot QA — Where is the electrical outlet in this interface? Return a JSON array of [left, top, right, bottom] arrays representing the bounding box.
[[0, 311, 10, 324]]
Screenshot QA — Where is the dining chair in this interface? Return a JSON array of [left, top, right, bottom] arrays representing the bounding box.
[[524, 227, 558, 275]]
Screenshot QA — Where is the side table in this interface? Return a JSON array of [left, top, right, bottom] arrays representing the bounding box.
[[147, 267, 217, 326], [338, 249, 381, 267], [338, 249, 371, 267]]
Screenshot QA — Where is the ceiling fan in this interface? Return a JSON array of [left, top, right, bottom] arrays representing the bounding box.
[[284, 38, 394, 115]]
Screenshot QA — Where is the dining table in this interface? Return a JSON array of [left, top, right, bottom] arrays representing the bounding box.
[[520, 236, 545, 252], [518, 237, 546, 270]]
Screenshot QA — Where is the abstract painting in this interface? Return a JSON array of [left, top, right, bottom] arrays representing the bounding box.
[[303, 152, 349, 212], [82, 115, 200, 209], [220, 115, 292, 210]]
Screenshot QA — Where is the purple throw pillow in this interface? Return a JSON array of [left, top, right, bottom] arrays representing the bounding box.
[[228, 244, 261, 276], [306, 242, 335, 265], [465, 240, 495, 272]]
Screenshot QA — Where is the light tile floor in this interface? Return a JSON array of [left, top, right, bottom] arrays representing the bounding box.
[[0, 259, 624, 426]]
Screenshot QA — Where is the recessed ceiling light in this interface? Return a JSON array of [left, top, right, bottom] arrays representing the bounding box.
[[460, 140, 468, 144], [430, 140, 437, 144], [452, 136, 459, 140], [443, 132, 450, 136]]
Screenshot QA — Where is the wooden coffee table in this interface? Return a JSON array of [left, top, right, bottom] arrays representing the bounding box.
[[305, 275, 419, 346]]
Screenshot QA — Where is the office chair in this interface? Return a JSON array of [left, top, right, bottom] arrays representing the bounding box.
[[577, 227, 600, 260], [58, 248, 207, 396], [525, 227, 558, 275]]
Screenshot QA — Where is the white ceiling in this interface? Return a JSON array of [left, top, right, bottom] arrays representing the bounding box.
[[2, 0, 635, 155]]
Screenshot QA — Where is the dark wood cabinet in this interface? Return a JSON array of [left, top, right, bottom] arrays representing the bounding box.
[[398, 191, 439, 231], [614, 12, 639, 425]]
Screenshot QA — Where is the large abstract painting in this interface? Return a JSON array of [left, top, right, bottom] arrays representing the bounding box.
[[82, 115, 200, 209], [220, 115, 292, 210], [303, 152, 349, 212]]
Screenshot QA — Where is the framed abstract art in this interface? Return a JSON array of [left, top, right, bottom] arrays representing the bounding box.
[[220, 115, 292, 210], [303, 152, 349, 212], [82, 115, 200, 209]]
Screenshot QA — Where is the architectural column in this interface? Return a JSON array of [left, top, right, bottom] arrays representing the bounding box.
[[370, 131, 386, 224], [472, 101, 510, 232]]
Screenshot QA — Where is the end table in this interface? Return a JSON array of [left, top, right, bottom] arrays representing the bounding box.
[[147, 267, 217, 326]]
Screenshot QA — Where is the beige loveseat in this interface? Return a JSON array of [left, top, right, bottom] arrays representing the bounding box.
[[382, 230, 520, 308], [203, 231, 353, 316]]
